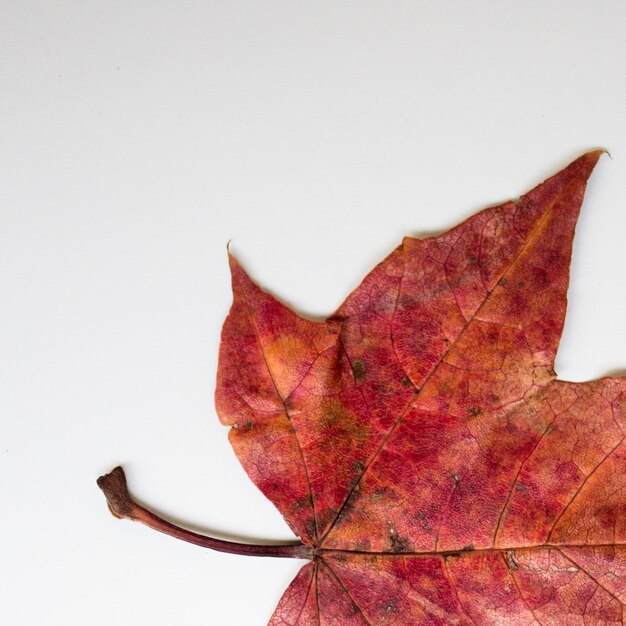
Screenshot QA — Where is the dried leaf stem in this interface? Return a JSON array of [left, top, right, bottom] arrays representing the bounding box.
[[97, 467, 313, 560]]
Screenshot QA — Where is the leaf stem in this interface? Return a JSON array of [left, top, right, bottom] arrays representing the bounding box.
[[97, 466, 313, 560]]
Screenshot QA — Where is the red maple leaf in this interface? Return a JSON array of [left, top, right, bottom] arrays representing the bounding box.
[[100, 151, 626, 625]]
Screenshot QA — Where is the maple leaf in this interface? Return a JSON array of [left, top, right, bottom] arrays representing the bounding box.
[[99, 151, 626, 625]]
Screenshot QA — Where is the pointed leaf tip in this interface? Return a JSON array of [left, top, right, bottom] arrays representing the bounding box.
[[569, 149, 605, 180], [226, 250, 255, 297]]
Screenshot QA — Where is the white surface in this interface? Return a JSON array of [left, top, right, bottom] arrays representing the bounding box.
[[2, 2, 626, 624]]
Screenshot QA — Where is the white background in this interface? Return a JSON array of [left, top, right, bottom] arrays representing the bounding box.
[[2, 2, 626, 625]]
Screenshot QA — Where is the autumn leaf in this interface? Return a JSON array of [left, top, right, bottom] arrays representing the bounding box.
[[99, 151, 626, 625]]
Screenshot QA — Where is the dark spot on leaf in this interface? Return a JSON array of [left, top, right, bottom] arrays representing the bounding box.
[[506, 550, 519, 571], [294, 496, 313, 510], [371, 487, 388, 502], [401, 376, 413, 387], [304, 517, 317, 539], [498, 277, 508, 287], [351, 359, 366, 382], [468, 406, 481, 417], [416, 510, 432, 532], [389, 533, 411, 553], [337, 493, 358, 522], [448, 472, 461, 491], [317, 508, 337, 533], [352, 459, 365, 474], [462, 544, 475, 552]]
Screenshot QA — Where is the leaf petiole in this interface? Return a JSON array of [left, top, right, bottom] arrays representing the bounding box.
[[97, 467, 313, 560]]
